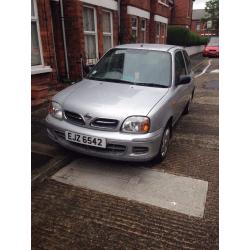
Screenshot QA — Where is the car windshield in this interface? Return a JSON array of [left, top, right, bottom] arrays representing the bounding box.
[[87, 49, 172, 88], [208, 37, 219, 46]]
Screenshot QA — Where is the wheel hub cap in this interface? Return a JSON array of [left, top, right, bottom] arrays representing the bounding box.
[[161, 129, 170, 157]]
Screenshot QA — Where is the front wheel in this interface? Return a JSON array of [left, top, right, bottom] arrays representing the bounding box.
[[153, 126, 171, 163]]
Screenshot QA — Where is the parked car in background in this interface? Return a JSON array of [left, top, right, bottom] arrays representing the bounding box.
[[46, 44, 195, 162], [203, 36, 219, 57]]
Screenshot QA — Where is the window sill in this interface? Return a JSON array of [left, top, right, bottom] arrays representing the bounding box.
[[31, 66, 52, 75], [158, 1, 169, 8]]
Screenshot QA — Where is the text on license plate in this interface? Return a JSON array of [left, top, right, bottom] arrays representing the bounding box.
[[65, 131, 106, 148]]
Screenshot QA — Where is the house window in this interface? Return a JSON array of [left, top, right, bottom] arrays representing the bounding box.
[[196, 23, 201, 31], [83, 6, 98, 65], [156, 22, 167, 44], [140, 19, 146, 43], [156, 22, 160, 43], [31, 0, 43, 66], [131, 16, 138, 42], [103, 10, 113, 54]]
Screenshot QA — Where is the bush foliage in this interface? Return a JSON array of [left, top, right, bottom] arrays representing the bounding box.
[[167, 26, 209, 46]]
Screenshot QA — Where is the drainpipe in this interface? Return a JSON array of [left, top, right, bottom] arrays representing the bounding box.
[[117, 0, 121, 44], [59, 0, 70, 80]]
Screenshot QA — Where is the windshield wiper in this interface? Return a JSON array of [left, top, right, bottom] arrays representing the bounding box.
[[87, 76, 133, 84], [133, 82, 169, 88], [88, 77, 169, 88]]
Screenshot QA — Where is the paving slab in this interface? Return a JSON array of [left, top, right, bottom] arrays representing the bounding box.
[[52, 158, 208, 218]]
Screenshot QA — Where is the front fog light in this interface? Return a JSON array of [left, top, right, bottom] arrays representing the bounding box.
[[121, 116, 150, 134], [48, 101, 63, 120]]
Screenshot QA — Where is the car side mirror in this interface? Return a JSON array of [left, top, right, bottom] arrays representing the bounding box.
[[177, 75, 191, 85], [85, 64, 94, 74]]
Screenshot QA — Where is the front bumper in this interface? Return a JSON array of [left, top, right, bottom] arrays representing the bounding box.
[[46, 115, 163, 162]]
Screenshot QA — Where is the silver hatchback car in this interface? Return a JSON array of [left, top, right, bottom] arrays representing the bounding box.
[[46, 44, 195, 162]]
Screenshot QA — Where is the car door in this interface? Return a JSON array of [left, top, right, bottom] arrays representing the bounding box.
[[182, 50, 194, 104], [172, 50, 188, 121]]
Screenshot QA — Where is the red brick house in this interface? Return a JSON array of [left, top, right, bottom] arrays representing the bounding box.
[[191, 9, 217, 37], [31, 0, 193, 106], [191, 9, 207, 35], [120, 0, 172, 44]]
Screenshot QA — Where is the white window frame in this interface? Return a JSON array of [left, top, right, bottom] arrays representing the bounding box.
[[141, 18, 146, 43], [131, 16, 138, 40], [31, 0, 52, 74], [83, 6, 99, 65], [102, 10, 113, 53], [127, 6, 150, 19], [156, 22, 160, 43], [31, 0, 44, 69], [80, 0, 118, 10], [158, 0, 169, 7]]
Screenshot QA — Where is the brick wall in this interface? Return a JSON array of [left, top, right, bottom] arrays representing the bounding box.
[[191, 20, 210, 36], [152, 0, 171, 17], [191, 20, 201, 33], [51, 1, 66, 80], [63, 0, 85, 82], [124, 0, 151, 11], [120, 0, 171, 44], [170, 0, 193, 28], [149, 0, 171, 43]]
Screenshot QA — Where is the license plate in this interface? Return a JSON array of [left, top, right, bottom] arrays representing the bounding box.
[[65, 131, 106, 148]]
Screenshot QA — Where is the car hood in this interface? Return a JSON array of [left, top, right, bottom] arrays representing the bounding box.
[[206, 46, 219, 51], [53, 79, 169, 119]]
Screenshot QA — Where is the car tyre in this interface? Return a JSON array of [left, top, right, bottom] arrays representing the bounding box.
[[153, 125, 171, 163]]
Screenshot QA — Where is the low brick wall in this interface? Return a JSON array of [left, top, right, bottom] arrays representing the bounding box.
[[185, 45, 205, 56]]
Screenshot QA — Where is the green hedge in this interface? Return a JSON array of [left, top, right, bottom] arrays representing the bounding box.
[[167, 26, 209, 46]]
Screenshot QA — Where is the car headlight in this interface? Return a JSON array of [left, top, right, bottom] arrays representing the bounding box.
[[48, 101, 63, 120], [121, 116, 150, 134]]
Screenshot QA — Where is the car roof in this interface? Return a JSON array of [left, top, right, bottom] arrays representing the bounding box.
[[114, 43, 183, 52]]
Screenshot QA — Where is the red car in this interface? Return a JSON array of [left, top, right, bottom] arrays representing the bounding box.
[[203, 37, 219, 57]]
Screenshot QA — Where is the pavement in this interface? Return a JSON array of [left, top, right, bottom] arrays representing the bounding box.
[[31, 54, 219, 249]]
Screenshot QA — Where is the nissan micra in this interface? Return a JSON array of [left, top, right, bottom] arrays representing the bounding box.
[[46, 44, 195, 162]]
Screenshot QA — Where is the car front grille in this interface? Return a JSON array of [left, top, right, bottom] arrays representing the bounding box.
[[132, 146, 149, 154], [91, 118, 119, 129], [64, 110, 85, 126]]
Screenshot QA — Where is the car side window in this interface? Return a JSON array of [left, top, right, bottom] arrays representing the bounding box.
[[183, 50, 191, 74], [175, 51, 187, 84]]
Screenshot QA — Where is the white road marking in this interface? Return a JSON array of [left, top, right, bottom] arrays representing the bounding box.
[[194, 59, 212, 78], [210, 69, 219, 74], [52, 158, 208, 218]]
